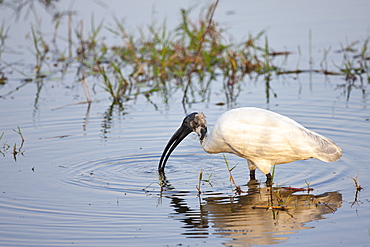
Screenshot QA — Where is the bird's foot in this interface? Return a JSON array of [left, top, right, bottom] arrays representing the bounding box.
[[246, 179, 259, 187]]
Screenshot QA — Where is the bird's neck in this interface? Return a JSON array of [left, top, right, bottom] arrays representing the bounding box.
[[200, 132, 207, 144], [199, 126, 213, 152], [195, 125, 207, 143], [199, 129, 217, 154], [199, 126, 228, 154]]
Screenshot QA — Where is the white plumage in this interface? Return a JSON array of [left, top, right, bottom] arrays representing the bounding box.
[[158, 107, 342, 182]]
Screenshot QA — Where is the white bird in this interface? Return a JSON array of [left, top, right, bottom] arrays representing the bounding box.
[[158, 107, 342, 183]]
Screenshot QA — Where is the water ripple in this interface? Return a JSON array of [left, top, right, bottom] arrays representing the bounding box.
[[60, 153, 161, 194]]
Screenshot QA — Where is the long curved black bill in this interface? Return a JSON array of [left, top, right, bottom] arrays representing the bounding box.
[[158, 123, 193, 172]]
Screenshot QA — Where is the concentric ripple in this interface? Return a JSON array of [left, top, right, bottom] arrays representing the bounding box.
[[59, 151, 226, 195], [60, 153, 162, 194]]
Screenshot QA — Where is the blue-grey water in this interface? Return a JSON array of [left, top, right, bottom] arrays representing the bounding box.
[[0, 1, 369, 246]]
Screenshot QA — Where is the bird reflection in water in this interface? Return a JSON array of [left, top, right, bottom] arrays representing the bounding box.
[[158, 174, 342, 246]]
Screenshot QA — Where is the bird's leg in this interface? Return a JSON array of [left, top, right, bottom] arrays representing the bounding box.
[[249, 170, 256, 180], [247, 170, 259, 187], [247, 160, 257, 181], [265, 173, 273, 186]]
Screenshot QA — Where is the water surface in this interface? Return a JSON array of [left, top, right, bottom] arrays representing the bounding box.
[[0, 1, 369, 246]]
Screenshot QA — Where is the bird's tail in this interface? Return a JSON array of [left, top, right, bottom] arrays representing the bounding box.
[[309, 132, 342, 162]]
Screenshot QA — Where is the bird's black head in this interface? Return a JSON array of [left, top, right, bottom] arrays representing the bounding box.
[[158, 112, 207, 172]]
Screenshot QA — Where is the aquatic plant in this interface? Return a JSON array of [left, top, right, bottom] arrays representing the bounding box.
[[350, 173, 363, 207], [0, 1, 369, 106], [52, 3, 370, 105], [30, 25, 49, 78], [0, 21, 9, 61], [223, 154, 243, 194], [0, 126, 25, 160], [0, 21, 9, 84]]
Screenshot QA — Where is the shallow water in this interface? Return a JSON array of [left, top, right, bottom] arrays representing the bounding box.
[[1, 1, 370, 246]]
